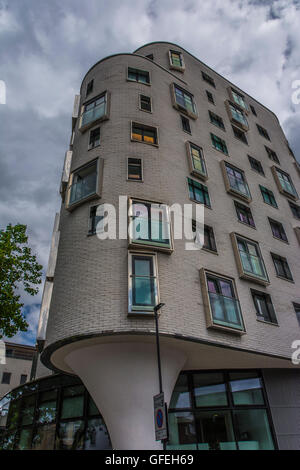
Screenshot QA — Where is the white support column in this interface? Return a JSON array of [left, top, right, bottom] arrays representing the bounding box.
[[65, 341, 186, 450]]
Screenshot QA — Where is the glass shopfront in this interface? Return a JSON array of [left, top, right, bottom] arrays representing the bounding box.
[[168, 370, 276, 450], [0, 374, 111, 450]]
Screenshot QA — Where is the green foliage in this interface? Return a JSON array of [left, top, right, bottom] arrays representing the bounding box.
[[0, 224, 43, 338]]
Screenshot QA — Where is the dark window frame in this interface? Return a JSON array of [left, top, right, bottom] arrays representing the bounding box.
[[209, 110, 225, 130], [259, 185, 278, 208], [187, 178, 211, 207], [202, 71, 216, 88], [127, 67, 150, 85], [271, 253, 293, 281], [234, 201, 255, 228], [248, 155, 264, 176], [127, 157, 143, 181], [251, 289, 278, 324], [268, 218, 288, 242], [256, 124, 270, 141], [232, 125, 248, 144]]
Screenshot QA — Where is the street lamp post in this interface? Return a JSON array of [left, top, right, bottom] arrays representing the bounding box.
[[153, 302, 166, 449]]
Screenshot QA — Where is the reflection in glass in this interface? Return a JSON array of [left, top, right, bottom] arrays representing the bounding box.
[[21, 394, 35, 426], [167, 412, 197, 450], [170, 375, 191, 409], [85, 418, 111, 450], [56, 420, 84, 450], [195, 410, 237, 450], [32, 424, 56, 450], [17, 428, 33, 450], [229, 372, 264, 405], [194, 373, 227, 408], [61, 395, 84, 419], [233, 409, 274, 450]]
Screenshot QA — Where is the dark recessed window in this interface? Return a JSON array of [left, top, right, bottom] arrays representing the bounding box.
[[289, 201, 300, 219], [128, 158, 143, 181], [20, 374, 27, 385], [235, 201, 255, 227], [202, 71, 215, 88], [248, 155, 264, 175], [293, 303, 300, 326], [187, 178, 211, 207], [268, 218, 288, 242], [128, 67, 150, 84], [250, 104, 257, 116], [181, 115, 191, 133], [271, 253, 293, 281], [203, 225, 217, 252], [260, 185, 278, 208], [131, 122, 158, 145], [265, 146, 280, 164], [86, 79, 94, 97], [232, 125, 248, 144], [88, 127, 100, 150], [206, 90, 214, 104], [257, 124, 270, 141], [211, 133, 228, 155], [140, 95, 152, 112], [251, 289, 277, 324], [88, 205, 104, 235], [209, 111, 225, 130], [2, 372, 11, 384]]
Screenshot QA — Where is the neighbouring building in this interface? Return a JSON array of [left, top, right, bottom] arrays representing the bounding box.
[[2, 42, 300, 450]]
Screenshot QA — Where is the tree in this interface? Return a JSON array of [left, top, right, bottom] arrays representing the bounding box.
[[0, 224, 43, 338]]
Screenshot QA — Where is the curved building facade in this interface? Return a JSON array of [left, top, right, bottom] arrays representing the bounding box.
[[34, 42, 300, 450]]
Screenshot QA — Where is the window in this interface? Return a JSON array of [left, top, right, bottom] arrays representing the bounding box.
[[199, 269, 245, 333], [256, 124, 270, 140], [67, 158, 103, 209], [251, 290, 277, 324], [168, 371, 275, 450], [20, 375, 27, 385], [88, 127, 100, 150], [127, 158, 143, 181], [265, 146, 280, 164], [271, 253, 293, 281], [250, 104, 257, 116], [88, 205, 105, 235], [86, 79, 93, 97], [139, 94, 152, 112], [226, 102, 248, 129], [206, 90, 214, 104], [172, 84, 197, 118], [248, 155, 264, 176], [186, 142, 207, 180], [289, 201, 300, 219], [192, 222, 217, 252], [131, 122, 158, 145], [187, 178, 211, 207], [259, 185, 277, 208], [2, 372, 11, 384], [127, 67, 150, 84], [234, 201, 255, 228], [128, 252, 159, 314], [293, 303, 300, 326], [209, 111, 225, 130], [202, 71, 215, 88], [231, 233, 269, 284], [128, 199, 172, 250], [222, 162, 251, 201], [228, 88, 247, 111], [272, 166, 299, 200], [181, 115, 191, 133], [80, 92, 108, 130], [169, 50, 185, 71], [268, 218, 288, 242], [211, 133, 228, 155], [232, 125, 248, 144]]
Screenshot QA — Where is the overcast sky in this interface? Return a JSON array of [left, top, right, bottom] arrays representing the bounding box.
[[1, 0, 300, 345]]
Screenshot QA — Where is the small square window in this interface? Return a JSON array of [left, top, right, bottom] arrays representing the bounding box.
[[271, 253, 293, 281], [234, 201, 255, 228], [128, 252, 159, 314], [248, 155, 264, 176], [293, 303, 300, 326], [187, 178, 211, 207], [128, 67, 150, 84], [128, 158, 143, 181], [211, 133, 228, 155], [289, 201, 300, 219], [181, 115, 191, 133], [88, 127, 100, 150], [251, 289, 277, 324], [131, 122, 158, 145], [268, 218, 288, 242], [2, 372, 11, 384], [139, 95, 152, 112], [202, 71, 215, 88], [169, 50, 185, 71], [250, 105, 257, 116], [231, 233, 269, 285], [86, 79, 94, 97], [206, 90, 214, 104], [265, 146, 280, 164], [209, 111, 225, 130], [260, 185, 278, 208], [232, 125, 248, 144], [257, 124, 270, 141]]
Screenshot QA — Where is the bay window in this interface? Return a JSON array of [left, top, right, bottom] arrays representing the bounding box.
[[231, 233, 269, 285], [221, 161, 251, 202], [80, 92, 108, 131], [67, 158, 103, 210], [171, 84, 197, 119], [272, 166, 299, 200]]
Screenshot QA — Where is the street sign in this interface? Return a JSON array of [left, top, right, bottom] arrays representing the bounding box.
[[153, 393, 168, 441]]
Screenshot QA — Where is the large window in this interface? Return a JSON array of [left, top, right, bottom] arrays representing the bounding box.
[[1, 374, 111, 450], [172, 84, 197, 118], [168, 370, 275, 450], [272, 166, 299, 200], [228, 88, 247, 111], [222, 162, 251, 201], [131, 122, 158, 145], [251, 289, 277, 324], [186, 142, 207, 180], [231, 233, 269, 285], [187, 178, 211, 207], [67, 159, 102, 209], [128, 199, 172, 250], [128, 252, 159, 314], [80, 92, 108, 131], [127, 67, 150, 84], [200, 269, 245, 333]]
